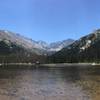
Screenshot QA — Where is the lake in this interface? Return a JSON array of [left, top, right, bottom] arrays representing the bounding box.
[[0, 66, 99, 100]]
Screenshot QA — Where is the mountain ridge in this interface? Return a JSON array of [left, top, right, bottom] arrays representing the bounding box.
[[0, 30, 74, 54], [49, 29, 100, 63], [1, 29, 100, 63]]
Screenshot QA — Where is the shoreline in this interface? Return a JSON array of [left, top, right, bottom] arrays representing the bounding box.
[[40, 63, 100, 67], [0, 63, 35, 66], [0, 63, 99, 67]]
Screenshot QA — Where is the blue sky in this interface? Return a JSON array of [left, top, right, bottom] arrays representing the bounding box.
[[0, 0, 100, 43]]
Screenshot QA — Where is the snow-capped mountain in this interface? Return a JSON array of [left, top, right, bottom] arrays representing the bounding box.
[[50, 29, 100, 63], [48, 39, 74, 52], [0, 30, 45, 55], [0, 30, 74, 54]]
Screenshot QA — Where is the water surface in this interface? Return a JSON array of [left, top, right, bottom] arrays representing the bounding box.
[[0, 66, 99, 100]]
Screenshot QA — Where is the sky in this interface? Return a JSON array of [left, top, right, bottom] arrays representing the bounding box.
[[0, 0, 100, 43]]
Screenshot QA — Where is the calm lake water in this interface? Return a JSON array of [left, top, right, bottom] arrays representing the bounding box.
[[0, 66, 99, 100]]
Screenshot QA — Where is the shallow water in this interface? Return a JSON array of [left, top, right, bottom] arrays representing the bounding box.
[[0, 66, 99, 100]]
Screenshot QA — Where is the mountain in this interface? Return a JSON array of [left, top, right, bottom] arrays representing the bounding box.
[[1, 29, 100, 63], [0, 30, 48, 55], [49, 29, 100, 63], [0, 30, 74, 53], [0, 30, 48, 63], [47, 39, 74, 52], [0, 30, 74, 63]]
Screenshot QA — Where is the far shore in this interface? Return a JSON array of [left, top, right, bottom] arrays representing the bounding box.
[[0, 62, 100, 67], [40, 63, 100, 67], [0, 63, 35, 66]]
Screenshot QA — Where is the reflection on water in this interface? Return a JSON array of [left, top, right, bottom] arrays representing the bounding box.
[[0, 66, 99, 100]]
